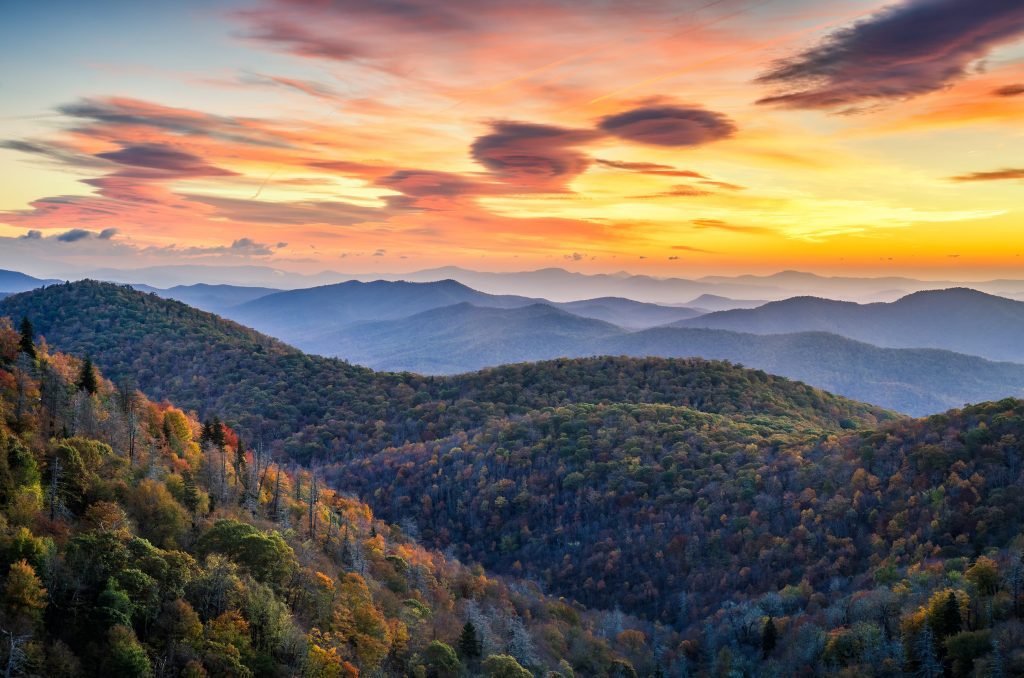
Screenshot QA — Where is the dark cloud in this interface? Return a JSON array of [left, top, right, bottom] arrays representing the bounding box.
[[598, 106, 736, 147], [373, 248, 386, 256], [471, 121, 599, 190], [56, 229, 93, 243], [228, 238, 274, 256], [757, 0, 1024, 110], [19, 230, 42, 240], [187, 195, 379, 226], [97, 228, 119, 240], [595, 158, 707, 177], [97, 144, 237, 177], [993, 84, 1024, 97], [144, 237, 278, 257], [950, 168, 1024, 182]]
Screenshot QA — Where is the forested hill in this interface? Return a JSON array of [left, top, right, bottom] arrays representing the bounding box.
[[0, 319, 656, 676], [0, 281, 891, 462]]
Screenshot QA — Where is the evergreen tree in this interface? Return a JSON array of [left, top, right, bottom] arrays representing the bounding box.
[[18, 316, 36, 360], [458, 620, 482, 660], [933, 591, 961, 641], [182, 471, 201, 516], [76, 357, 98, 395], [761, 616, 777, 659]]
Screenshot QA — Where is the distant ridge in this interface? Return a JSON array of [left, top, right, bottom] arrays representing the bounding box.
[[0, 269, 62, 293], [676, 287, 1024, 363], [221, 278, 703, 343]]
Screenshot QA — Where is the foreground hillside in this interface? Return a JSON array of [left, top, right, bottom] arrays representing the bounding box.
[[0, 320, 660, 676], [0, 281, 888, 459]]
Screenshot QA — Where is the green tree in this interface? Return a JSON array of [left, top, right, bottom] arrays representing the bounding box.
[[965, 557, 1000, 596], [945, 630, 991, 678], [18, 317, 35, 360], [76, 357, 98, 395], [425, 640, 460, 677], [2, 559, 47, 633], [932, 591, 962, 642], [196, 519, 295, 586], [458, 620, 482, 660], [105, 625, 152, 677], [182, 470, 201, 516], [482, 654, 532, 678]]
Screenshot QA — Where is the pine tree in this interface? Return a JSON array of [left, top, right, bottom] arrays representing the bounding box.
[[458, 620, 482, 660], [182, 471, 201, 516], [933, 591, 961, 641], [76, 357, 98, 395], [761, 616, 778, 659], [17, 317, 36, 360]]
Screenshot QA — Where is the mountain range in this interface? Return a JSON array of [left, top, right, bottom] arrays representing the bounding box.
[[312, 301, 1024, 415], [675, 287, 1024, 363], [9, 263, 1024, 304], [4, 275, 1024, 416]]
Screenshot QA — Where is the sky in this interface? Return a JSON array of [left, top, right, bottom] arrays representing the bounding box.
[[1, 0, 1023, 280]]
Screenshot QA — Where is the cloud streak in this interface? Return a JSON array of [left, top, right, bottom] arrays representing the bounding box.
[[758, 0, 1024, 110], [471, 121, 599, 190], [950, 168, 1024, 182]]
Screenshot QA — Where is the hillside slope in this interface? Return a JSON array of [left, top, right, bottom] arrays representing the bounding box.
[[326, 396, 1024, 648], [0, 321, 655, 676]]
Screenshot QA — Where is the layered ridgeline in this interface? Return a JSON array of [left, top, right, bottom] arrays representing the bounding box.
[[1, 282, 1023, 674], [0, 320, 663, 677], [675, 288, 1024, 363], [304, 303, 1024, 415], [223, 278, 703, 338], [211, 280, 1024, 416], [6, 279, 1024, 416], [0, 281, 887, 461]]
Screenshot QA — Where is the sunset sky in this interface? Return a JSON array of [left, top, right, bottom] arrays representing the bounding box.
[[2, 0, 1023, 279]]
